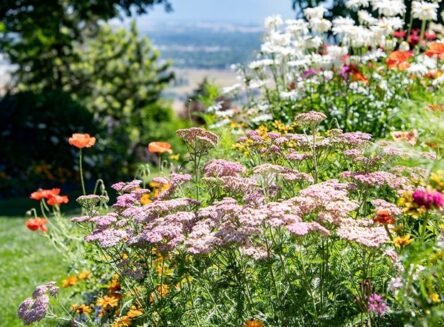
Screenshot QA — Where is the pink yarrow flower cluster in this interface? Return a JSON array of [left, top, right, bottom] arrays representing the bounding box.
[[18, 282, 59, 325]]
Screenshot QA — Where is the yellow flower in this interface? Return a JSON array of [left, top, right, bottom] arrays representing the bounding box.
[[140, 193, 151, 205], [71, 304, 92, 315], [243, 319, 264, 327], [175, 275, 193, 290], [398, 191, 427, 218], [111, 316, 131, 327], [430, 170, 444, 191], [155, 264, 173, 276], [169, 154, 180, 161], [393, 235, 413, 248], [149, 284, 169, 303], [78, 271, 91, 280], [430, 293, 440, 303], [257, 125, 268, 138], [127, 306, 143, 318], [272, 120, 292, 133], [62, 275, 78, 288], [96, 295, 119, 309]]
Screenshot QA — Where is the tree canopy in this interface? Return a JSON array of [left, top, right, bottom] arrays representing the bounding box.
[[0, 0, 171, 90]]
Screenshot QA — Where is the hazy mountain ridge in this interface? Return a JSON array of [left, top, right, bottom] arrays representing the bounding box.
[[141, 21, 263, 69]]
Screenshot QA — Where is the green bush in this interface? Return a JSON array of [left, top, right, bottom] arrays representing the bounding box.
[[0, 90, 98, 197]]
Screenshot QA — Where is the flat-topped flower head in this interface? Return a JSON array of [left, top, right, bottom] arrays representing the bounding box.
[[148, 141, 173, 154], [295, 111, 327, 127], [204, 159, 246, 178], [76, 194, 108, 208], [68, 133, 96, 149], [176, 127, 218, 150]]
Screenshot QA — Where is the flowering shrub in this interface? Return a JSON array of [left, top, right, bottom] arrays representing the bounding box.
[[17, 115, 444, 325], [215, 0, 444, 137]]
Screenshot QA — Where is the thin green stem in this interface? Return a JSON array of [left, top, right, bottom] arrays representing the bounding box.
[[79, 149, 86, 195]]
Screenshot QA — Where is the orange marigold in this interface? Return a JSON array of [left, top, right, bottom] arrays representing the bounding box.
[[111, 316, 131, 327], [96, 295, 119, 309], [393, 235, 413, 248], [71, 304, 92, 315], [127, 306, 143, 318], [62, 275, 78, 288]]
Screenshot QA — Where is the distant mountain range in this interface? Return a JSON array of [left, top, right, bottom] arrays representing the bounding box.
[[141, 21, 263, 69]]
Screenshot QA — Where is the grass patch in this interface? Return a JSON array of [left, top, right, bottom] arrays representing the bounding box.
[[0, 217, 67, 326]]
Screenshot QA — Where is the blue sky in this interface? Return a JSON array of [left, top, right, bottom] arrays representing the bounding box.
[[139, 0, 295, 25]]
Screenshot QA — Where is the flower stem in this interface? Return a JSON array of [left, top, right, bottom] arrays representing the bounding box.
[[79, 149, 86, 195]]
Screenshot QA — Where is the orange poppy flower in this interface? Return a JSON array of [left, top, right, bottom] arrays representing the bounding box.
[[30, 188, 61, 200], [386, 51, 413, 70], [69, 133, 96, 149], [148, 142, 173, 154], [425, 42, 444, 59], [47, 194, 69, 206], [26, 218, 47, 232]]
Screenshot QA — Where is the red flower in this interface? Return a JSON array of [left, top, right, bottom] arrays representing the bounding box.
[[47, 194, 69, 206], [393, 30, 406, 39], [425, 32, 437, 41], [408, 31, 420, 46], [69, 133, 96, 149], [30, 188, 61, 200], [373, 210, 395, 225], [26, 218, 47, 232]]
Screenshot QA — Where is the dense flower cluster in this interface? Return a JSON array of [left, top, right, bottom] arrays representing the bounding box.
[[213, 1, 444, 137], [18, 282, 59, 325], [16, 1, 444, 322]]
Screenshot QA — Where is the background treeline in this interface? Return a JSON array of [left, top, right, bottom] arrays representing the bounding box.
[[0, 0, 191, 198]]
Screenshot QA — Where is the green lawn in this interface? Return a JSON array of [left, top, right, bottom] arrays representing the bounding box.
[[0, 217, 67, 326]]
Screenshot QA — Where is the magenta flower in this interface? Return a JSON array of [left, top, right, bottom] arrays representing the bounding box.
[[432, 191, 444, 208], [412, 189, 433, 208], [367, 293, 388, 315], [412, 188, 444, 209]]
